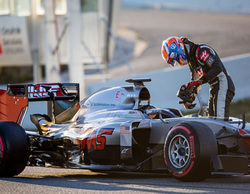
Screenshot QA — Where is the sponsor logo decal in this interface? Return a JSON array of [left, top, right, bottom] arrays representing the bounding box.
[[189, 136, 196, 158], [173, 161, 194, 177], [200, 50, 210, 61], [28, 84, 63, 99], [115, 90, 123, 99], [206, 56, 215, 66], [78, 128, 114, 151]]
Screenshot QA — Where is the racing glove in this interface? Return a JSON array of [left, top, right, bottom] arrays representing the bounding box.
[[184, 103, 196, 109], [186, 80, 203, 89], [178, 101, 196, 109]]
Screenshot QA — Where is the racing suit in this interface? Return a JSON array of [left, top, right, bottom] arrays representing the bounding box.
[[182, 38, 235, 120]]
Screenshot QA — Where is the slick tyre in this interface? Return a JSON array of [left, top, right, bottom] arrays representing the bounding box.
[[164, 122, 217, 181], [0, 121, 29, 177]]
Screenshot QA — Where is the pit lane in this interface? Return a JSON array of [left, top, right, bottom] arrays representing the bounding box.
[[0, 167, 250, 193]]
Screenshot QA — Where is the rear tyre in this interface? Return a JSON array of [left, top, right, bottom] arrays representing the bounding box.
[[0, 121, 29, 177], [164, 122, 217, 181]]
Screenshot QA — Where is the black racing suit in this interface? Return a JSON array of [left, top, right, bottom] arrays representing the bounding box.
[[183, 38, 235, 120]]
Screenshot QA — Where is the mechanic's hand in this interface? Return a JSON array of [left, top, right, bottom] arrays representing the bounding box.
[[186, 80, 202, 89]]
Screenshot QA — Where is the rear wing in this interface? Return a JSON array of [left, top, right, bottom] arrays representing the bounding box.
[[8, 83, 79, 101], [0, 83, 79, 124]]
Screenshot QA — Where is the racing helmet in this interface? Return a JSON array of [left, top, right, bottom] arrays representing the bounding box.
[[161, 36, 188, 66]]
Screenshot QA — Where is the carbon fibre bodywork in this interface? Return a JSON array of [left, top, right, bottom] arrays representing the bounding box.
[[1, 79, 250, 179], [25, 79, 250, 177]]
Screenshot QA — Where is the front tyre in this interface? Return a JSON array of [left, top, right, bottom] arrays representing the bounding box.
[[0, 121, 30, 177], [164, 122, 217, 181]]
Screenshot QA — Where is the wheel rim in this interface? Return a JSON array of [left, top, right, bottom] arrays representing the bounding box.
[[168, 134, 191, 169]]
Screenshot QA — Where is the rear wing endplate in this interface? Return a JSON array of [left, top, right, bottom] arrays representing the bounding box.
[[0, 83, 79, 124]]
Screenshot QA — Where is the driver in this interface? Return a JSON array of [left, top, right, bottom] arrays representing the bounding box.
[[161, 36, 235, 120]]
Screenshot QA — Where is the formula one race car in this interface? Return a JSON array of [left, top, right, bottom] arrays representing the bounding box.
[[0, 78, 249, 181]]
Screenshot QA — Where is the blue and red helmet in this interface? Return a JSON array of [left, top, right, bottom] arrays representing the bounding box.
[[161, 36, 188, 66]]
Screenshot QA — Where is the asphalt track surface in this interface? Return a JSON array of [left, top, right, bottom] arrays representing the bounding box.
[[0, 167, 250, 193]]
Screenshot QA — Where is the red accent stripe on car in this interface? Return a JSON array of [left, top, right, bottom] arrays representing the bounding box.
[[173, 161, 195, 177], [239, 128, 247, 135], [170, 126, 191, 134]]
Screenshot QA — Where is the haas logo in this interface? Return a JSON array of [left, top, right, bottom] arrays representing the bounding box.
[[200, 50, 210, 61]]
